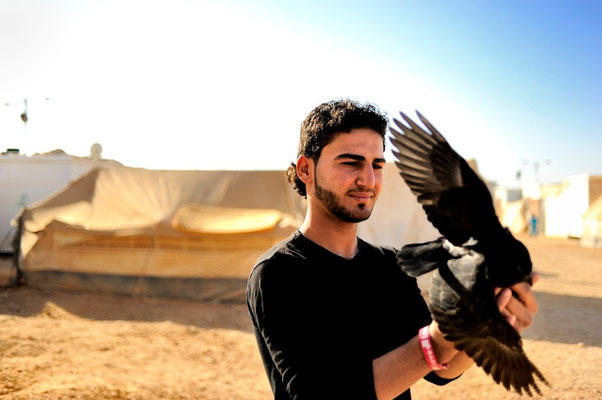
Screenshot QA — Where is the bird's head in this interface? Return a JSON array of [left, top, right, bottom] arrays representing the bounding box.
[[487, 231, 533, 287], [512, 238, 533, 280]]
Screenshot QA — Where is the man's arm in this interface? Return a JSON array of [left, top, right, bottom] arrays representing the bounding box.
[[373, 273, 540, 400]]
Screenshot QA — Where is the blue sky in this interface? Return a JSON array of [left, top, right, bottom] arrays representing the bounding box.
[[1, 0, 600, 187]]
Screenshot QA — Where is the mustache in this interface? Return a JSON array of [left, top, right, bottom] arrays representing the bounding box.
[[346, 188, 376, 195]]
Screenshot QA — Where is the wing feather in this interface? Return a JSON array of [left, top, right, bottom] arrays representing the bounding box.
[[389, 111, 503, 245]]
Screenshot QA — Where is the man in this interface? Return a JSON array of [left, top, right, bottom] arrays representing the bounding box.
[[246, 99, 538, 399]]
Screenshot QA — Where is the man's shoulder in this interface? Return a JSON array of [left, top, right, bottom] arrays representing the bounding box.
[[247, 231, 310, 310], [260, 230, 308, 261], [249, 231, 306, 279]]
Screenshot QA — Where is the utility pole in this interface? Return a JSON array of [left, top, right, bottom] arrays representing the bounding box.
[[2, 97, 50, 155], [522, 159, 551, 183]]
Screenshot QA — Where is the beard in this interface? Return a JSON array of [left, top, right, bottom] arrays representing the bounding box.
[[314, 172, 375, 223]]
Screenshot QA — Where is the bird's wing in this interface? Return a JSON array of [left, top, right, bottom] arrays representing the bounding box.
[[429, 261, 548, 396], [396, 238, 448, 277], [431, 299, 548, 396], [389, 111, 502, 246]]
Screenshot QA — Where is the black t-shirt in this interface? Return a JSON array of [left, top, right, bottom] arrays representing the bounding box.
[[247, 231, 454, 399]]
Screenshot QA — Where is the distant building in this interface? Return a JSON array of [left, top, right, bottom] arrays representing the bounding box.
[[494, 173, 602, 246], [535, 174, 602, 239], [493, 186, 527, 233], [582, 195, 602, 248]]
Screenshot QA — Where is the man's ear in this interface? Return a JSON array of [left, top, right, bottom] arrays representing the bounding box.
[[296, 155, 313, 186]]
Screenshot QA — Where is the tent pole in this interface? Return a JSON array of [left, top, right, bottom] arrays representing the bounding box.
[[10, 214, 24, 285]]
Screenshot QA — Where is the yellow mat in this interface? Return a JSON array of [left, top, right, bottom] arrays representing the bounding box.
[[172, 204, 282, 234]]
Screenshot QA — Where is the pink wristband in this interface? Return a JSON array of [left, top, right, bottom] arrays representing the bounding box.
[[418, 326, 448, 371]]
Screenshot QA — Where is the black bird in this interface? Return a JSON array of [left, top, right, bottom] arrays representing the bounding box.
[[389, 111, 549, 396]]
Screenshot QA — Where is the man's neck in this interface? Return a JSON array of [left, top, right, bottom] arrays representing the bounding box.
[[298, 205, 359, 258]]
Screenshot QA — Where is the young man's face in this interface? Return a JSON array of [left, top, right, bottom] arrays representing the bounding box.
[[311, 128, 385, 223]]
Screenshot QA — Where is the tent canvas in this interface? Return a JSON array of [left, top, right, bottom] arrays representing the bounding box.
[[15, 166, 304, 301]]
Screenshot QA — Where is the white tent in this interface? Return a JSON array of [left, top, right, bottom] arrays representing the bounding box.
[[14, 166, 304, 301]]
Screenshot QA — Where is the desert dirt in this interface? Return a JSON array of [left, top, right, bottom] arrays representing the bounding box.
[[0, 233, 600, 399]]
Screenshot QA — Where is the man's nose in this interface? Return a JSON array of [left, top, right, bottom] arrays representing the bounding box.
[[356, 164, 376, 188]]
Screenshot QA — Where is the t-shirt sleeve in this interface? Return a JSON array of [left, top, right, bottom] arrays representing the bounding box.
[[247, 259, 379, 399], [423, 371, 462, 386]]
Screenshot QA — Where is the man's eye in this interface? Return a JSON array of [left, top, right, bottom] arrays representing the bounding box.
[[343, 162, 358, 167], [373, 164, 384, 170]]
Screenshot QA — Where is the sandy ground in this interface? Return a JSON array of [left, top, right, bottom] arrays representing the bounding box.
[[0, 233, 600, 399]]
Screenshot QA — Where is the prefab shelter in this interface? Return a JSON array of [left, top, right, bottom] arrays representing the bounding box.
[[493, 187, 527, 234], [542, 174, 602, 238], [581, 196, 602, 248]]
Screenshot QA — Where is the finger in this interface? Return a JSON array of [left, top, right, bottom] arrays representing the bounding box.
[[505, 296, 532, 330], [511, 281, 538, 315], [496, 303, 517, 327], [496, 290, 519, 327], [496, 288, 512, 312]]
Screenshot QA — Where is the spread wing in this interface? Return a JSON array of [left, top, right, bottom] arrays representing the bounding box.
[[389, 111, 502, 246], [430, 293, 548, 396], [429, 256, 548, 396]]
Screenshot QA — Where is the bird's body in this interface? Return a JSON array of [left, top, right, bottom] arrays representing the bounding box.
[[389, 111, 548, 396]]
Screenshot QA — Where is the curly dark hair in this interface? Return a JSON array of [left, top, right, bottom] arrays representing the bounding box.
[[286, 99, 388, 198]]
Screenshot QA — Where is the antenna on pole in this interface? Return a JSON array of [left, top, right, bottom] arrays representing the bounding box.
[[2, 97, 49, 155], [20, 98, 28, 125]]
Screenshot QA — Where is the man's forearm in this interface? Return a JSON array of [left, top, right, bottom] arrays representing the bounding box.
[[372, 330, 466, 400], [372, 322, 472, 400], [372, 334, 436, 400]]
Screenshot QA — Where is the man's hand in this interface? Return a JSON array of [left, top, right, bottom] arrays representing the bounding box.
[[495, 272, 539, 333], [428, 320, 459, 364], [429, 272, 540, 363]]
